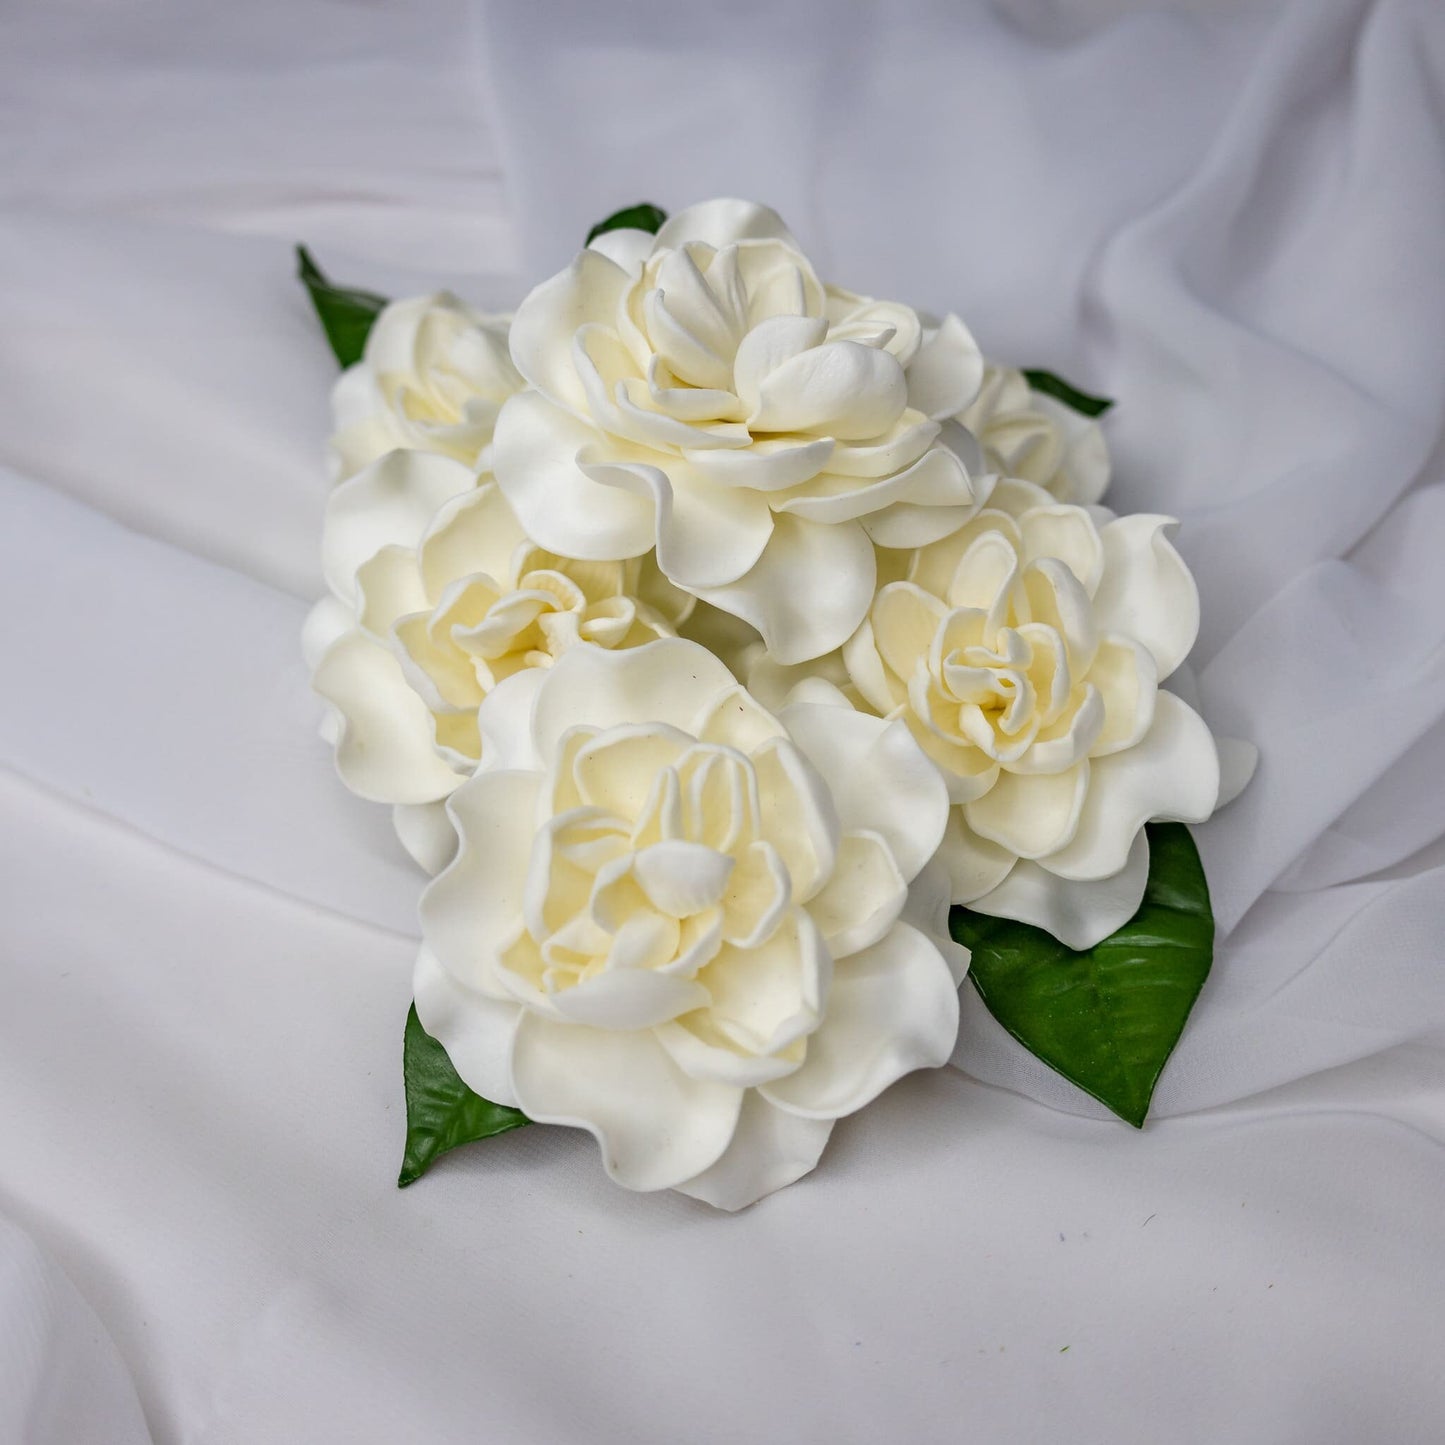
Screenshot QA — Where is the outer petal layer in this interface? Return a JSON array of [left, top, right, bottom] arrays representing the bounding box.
[[413, 945, 520, 1107], [674, 1092, 833, 1211], [510, 1016, 743, 1192], [492, 391, 657, 562], [1041, 693, 1219, 881], [313, 631, 464, 804], [530, 639, 737, 757], [1090, 516, 1199, 680], [968, 829, 1151, 949], [762, 923, 960, 1119], [696, 513, 876, 665]]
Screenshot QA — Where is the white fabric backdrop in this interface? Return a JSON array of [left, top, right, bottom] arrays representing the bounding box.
[[2, 0, 1444, 1440]]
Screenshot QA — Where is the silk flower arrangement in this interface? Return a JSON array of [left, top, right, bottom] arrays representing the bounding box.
[[299, 200, 1253, 1210]]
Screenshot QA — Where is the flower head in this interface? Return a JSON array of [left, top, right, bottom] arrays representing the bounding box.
[[811, 479, 1222, 947], [415, 639, 963, 1209], [495, 200, 990, 663], [307, 452, 691, 813], [957, 365, 1110, 505], [330, 293, 522, 481]]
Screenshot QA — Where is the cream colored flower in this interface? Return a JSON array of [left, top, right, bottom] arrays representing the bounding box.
[[494, 199, 990, 663], [958, 365, 1110, 505], [305, 451, 691, 868], [415, 639, 963, 1209], [759, 479, 1229, 947], [330, 293, 522, 481]]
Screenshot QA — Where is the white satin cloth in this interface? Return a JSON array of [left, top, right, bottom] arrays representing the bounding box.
[[3, 0, 1444, 1439]]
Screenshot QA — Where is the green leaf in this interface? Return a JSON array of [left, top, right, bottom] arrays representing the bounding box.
[[1022, 368, 1114, 418], [585, 202, 668, 247], [295, 245, 388, 369], [398, 1004, 528, 1187], [950, 822, 1213, 1128]]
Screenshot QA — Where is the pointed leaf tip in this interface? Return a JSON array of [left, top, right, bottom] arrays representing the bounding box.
[[295, 243, 389, 369], [399, 1004, 529, 1188], [951, 823, 1213, 1127]]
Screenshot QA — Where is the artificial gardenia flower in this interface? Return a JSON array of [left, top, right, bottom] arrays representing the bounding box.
[[768, 478, 1226, 949], [414, 639, 965, 1209], [957, 364, 1110, 506], [304, 449, 691, 870], [329, 292, 523, 482], [492, 198, 990, 664]]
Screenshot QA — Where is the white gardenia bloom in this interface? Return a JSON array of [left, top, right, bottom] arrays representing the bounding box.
[[330, 292, 523, 481], [835, 478, 1227, 949], [305, 450, 692, 866], [414, 639, 965, 1210], [958, 365, 1110, 505], [494, 198, 992, 665]]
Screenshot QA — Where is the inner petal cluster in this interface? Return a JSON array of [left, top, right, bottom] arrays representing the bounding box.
[[496, 722, 833, 1067]]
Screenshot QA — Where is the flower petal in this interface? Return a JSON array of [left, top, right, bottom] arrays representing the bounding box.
[[633, 840, 736, 917], [761, 923, 958, 1119], [418, 482, 528, 600], [681, 436, 836, 492], [586, 226, 655, 272], [492, 391, 657, 562], [509, 246, 631, 412], [807, 828, 907, 959], [510, 1015, 743, 1192], [475, 666, 548, 772], [699, 910, 830, 1057], [777, 438, 974, 528], [964, 763, 1090, 859], [906, 313, 983, 421], [901, 856, 971, 985], [693, 684, 788, 753], [313, 630, 465, 803], [1040, 692, 1219, 880], [968, 829, 1151, 950], [547, 969, 710, 1030], [1090, 515, 1199, 680], [573, 723, 694, 818], [840, 618, 901, 715], [530, 639, 736, 759], [751, 739, 840, 902], [582, 452, 774, 590], [696, 514, 875, 665], [302, 595, 352, 669], [354, 545, 428, 636], [420, 769, 543, 986], [859, 500, 983, 551], [870, 582, 945, 682], [732, 314, 827, 416], [393, 800, 457, 875], [1088, 633, 1158, 756], [413, 945, 521, 1107], [937, 808, 1017, 902], [747, 340, 907, 440], [674, 1092, 833, 1211], [720, 839, 792, 947], [1017, 505, 1105, 594], [654, 199, 800, 250], [780, 704, 949, 881], [322, 450, 477, 603]]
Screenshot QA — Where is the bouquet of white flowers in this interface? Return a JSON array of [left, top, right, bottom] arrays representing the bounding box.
[[299, 200, 1253, 1209]]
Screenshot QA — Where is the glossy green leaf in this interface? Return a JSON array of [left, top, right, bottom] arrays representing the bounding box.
[[295, 245, 388, 369], [1022, 367, 1114, 418], [585, 202, 668, 246], [950, 823, 1213, 1127], [398, 1004, 528, 1187]]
